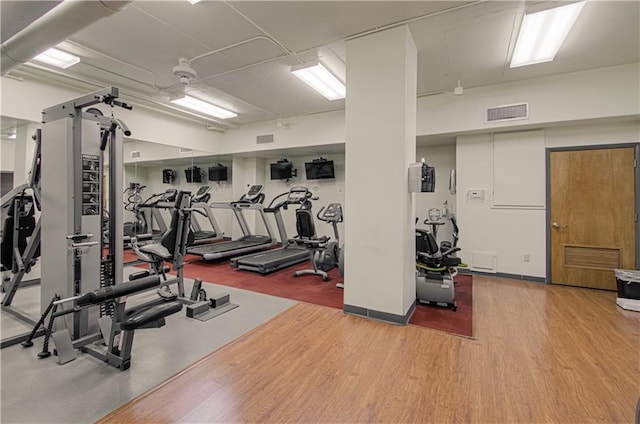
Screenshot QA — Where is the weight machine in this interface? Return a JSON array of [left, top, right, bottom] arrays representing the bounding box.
[[38, 86, 132, 340], [0, 132, 43, 348], [7, 88, 236, 370], [13, 88, 179, 369]]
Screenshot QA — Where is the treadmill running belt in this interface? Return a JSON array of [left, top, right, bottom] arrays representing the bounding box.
[[187, 236, 272, 260]]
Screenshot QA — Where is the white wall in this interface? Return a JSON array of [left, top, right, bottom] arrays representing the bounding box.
[[417, 63, 640, 136], [456, 119, 640, 278], [1, 139, 16, 171], [261, 153, 346, 243], [221, 110, 345, 155], [142, 163, 236, 239], [1, 123, 40, 188], [123, 140, 213, 164], [0, 76, 222, 152]]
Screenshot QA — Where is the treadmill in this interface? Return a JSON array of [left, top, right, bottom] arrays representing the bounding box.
[[123, 188, 177, 247], [230, 186, 312, 274], [187, 185, 275, 260], [190, 185, 224, 245]]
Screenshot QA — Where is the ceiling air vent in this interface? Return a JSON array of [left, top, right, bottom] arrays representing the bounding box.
[[486, 103, 528, 122], [257, 134, 274, 144], [179, 147, 193, 154], [131, 150, 141, 159]]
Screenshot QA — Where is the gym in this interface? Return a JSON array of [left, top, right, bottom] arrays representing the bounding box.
[[1, 1, 638, 423]]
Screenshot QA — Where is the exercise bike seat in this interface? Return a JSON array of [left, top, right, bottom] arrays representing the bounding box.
[[415, 229, 462, 270], [417, 251, 461, 268], [289, 235, 330, 248]]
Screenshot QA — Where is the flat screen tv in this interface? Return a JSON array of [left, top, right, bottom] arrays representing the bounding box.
[[185, 166, 202, 183], [305, 160, 335, 180], [208, 165, 228, 182], [270, 162, 293, 180], [162, 169, 176, 184]]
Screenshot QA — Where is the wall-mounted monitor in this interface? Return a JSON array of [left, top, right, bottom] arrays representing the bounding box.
[[305, 158, 335, 180], [208, 164, 228, 182], [185, 166, 203, 183], [270, 161, 294, 180], [162, 169, 176, 184]]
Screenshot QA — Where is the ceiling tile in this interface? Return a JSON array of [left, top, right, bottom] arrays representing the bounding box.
[[132, 1, 263, 51], [228, 1, 473, 53]]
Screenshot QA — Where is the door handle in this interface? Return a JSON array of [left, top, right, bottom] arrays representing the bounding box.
[[552, 222, 567, 229]]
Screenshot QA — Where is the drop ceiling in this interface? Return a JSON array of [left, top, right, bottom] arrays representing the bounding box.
[[1, 0, 638, 129]]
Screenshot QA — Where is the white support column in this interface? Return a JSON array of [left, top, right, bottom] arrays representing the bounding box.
[[343, 26, 417, 323]]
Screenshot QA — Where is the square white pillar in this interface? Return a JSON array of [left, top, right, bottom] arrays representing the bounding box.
[[343, 26, 417, 323]]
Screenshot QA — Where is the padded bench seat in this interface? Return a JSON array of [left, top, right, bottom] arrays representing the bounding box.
[[120, 302, 183, 331]]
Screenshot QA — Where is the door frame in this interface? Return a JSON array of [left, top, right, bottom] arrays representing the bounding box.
[[545, 143, 640, 284]]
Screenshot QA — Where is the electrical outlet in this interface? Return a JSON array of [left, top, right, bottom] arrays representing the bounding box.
[[524, 254, 530, 263]]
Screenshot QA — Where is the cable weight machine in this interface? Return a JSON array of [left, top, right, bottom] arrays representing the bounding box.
[[40, 87, 132, 340]]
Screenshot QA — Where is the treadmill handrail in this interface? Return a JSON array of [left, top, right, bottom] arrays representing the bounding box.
[[210, 201, 234, 210]]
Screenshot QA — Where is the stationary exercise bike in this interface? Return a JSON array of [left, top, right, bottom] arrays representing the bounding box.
[[415, 205, 465, 311], [313, 203, 343, 273], [291, 201, 343, 282]]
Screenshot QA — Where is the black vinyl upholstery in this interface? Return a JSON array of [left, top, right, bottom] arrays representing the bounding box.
[[160, 191, 194, 252], [296, 209, 316, 239], [416, 229, 461, 269], [1, 196, 38, 269], [140, 190, 194, 260], [120, 302, 183, 331], [415, 229, 439, 256]]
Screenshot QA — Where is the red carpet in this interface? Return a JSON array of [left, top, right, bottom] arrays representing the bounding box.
[[123, 250, 473, 337], [409, 274, 473, 337]]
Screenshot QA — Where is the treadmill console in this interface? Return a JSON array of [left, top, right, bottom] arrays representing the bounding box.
[[287, 186, 310, 204], [193, 185, 211, 203], [319, 203, 343, 222], [244, 185, 264, 202], [161, 188, 178, 202]]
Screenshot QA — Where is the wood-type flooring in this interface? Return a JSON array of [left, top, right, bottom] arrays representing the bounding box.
[[99, 275, 640, 423]]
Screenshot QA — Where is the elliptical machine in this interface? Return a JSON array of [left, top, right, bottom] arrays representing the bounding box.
[[415, 203, 465, 311], [123, 183, 147, 237]]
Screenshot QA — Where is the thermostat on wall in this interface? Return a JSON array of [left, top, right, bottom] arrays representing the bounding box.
[[467, 189, 485, 200]]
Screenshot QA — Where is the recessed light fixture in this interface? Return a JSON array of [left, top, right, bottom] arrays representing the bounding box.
[[186, 0, 202, 4], [31, 47, 80, 69], [170, 95, 237, 119], [510, 1, 585, 68], [291, 61, 345, 101]]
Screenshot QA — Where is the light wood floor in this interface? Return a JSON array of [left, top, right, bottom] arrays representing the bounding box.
[[99, 276, 640, 423]]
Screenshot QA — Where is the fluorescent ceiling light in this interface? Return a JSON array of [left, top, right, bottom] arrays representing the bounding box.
[[186, 0, 202, 4], [510, 1, 585, 68], [7, 133, 16, 140], [170, 95, 237, 119], [291, 61, 345, 101], [31, 47, 80, 69]]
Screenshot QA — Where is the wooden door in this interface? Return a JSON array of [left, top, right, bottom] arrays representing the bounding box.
[[549, 146, 636, 290]]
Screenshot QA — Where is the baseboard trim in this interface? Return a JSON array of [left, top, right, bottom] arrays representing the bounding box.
[[459, 269, 546, 284], [343, 301, 416, 325]]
